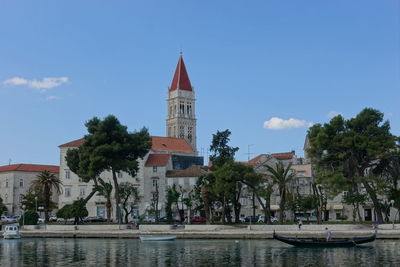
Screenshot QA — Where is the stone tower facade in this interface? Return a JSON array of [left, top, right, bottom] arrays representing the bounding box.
[[166, 54, 197, 152]]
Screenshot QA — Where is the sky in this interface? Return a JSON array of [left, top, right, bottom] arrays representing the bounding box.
[[0, 0, 399, 166]]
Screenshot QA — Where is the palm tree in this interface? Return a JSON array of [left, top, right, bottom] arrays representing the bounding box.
[[265, 162, 294, 223], [32, 170, 62, 222], [93, 178, 113, 222]]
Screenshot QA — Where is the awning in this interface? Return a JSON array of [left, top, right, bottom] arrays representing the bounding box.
[[333, 204, 343, 210], [270, 205, 280, 211]]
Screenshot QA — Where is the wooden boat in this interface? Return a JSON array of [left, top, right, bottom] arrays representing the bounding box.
[[273, 231, 376, 247], [2, 225, 21, 239], [139, 235, 176, 241]]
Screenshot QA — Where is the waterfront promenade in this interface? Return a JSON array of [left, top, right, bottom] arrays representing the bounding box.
[[4, 223, 400, 239]]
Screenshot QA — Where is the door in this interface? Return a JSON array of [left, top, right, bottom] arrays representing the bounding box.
[[364, 209, 372, 221]]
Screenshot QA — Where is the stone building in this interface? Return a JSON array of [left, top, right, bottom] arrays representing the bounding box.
[[58, 54, 203, 220], [0, 164, 59, 216]]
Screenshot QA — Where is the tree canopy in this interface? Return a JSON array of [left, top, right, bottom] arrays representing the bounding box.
[[66, 115, 151, 220], [307, 108, 398, 223]]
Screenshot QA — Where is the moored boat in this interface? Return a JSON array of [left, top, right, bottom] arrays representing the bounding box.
[[139, 235, 176, 241], [2, 225, 21, 239], [273, 231, 376, 247]]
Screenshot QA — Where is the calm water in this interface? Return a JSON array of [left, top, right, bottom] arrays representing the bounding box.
[[0, 238, 399, 267]]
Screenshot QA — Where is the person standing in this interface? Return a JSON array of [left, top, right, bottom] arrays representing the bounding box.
[[325, 227, 332, 241], [298, 220, 303, 230]]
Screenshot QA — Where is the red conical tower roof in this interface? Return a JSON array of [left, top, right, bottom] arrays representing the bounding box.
[[170, 54, 193, 91]]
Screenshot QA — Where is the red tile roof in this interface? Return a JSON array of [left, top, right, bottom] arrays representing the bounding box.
[[59, 138, 85, 148], [151, 136, 194, 153], [145, 154, 171, 167], [59, 136, 194, 153], [248, 151, 295, 166], [166, 165, 209, 177], [0, 164, 59, 174], [169, 54, 192, 91], [271, 152, 295, 160]]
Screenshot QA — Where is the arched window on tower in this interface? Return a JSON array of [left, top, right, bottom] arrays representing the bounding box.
[[179, 126, 185, 139], [187, 102, 192, 115], [188, 126, 193, 142], [179, 101, 185, 115]]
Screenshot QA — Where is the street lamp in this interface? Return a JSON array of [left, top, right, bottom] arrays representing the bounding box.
[[22, 205, 26, 230], [34, 196, 38, 212]]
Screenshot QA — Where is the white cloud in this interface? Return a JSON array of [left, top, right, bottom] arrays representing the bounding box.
[[263, 117, 313, 130], [3, 76, 68, 92], [327, 111, 343, 119]]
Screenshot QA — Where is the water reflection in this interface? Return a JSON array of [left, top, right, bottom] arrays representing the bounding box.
[[0, 239, 399, 266]]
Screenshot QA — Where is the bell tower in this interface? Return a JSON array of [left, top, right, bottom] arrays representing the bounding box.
[[166, 54, 197, 152]]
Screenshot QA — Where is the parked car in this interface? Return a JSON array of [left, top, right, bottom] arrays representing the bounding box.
[[190, 216, 207, 223], [257, 216, 279, 223], [244, 216, 259, 223], [1, 216, 17, 223], [49, 216, 58, 222], [158, 217, 181, 223], [143, 217, 156, 223], [83, 216, 107, 223], [238, 216, 246, 223], [37, 217, 45, 224]]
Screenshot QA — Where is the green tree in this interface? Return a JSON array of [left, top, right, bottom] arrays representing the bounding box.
[[119, 182, 141, 224], [265, 162, 294, 223], [93, 178, 113, 222], [32, 170, 62, 222], [0, 197, 7, 216], [307, 108, 397, 223], [165, 184, 180, 223], [71, 199, 89, 224], [66, 115, 151, 221], [19, 210, 39, 225], [209, 130, 239, 168], [56, 204, 73, 224]]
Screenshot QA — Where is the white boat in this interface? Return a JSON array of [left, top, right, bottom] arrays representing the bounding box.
[[2, 225, 21, 239], [139, 235, 176, 241]]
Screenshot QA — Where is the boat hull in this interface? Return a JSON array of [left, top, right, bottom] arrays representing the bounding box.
[[273, 232, 376, 247], [139, 235, 176, 241]]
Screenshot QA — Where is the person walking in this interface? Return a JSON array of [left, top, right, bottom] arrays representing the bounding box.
[[325, 227, 332, 242]]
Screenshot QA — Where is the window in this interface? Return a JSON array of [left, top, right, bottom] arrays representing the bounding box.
[[342, 191, 349, 198], [65, 170, 70, 179], [5, 194, 8, 203], [118, 172, 123, 178], [19, 194, 23, 203], [179, 101, 185, 114], [153, 166, 157, 173], [188, 127, 193, 142], [179, 126, 184, 139], [5, 179, 8, 188], [187, 102, 192, 115], [152, 179, 158, 187], [19, 178, 24, 187], [65, 188, 71, 197], [97, 206, 105, 218], [79, 187, 86, 197]]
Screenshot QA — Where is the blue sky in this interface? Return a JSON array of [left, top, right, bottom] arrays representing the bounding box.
[[0, 0, 399, 166]]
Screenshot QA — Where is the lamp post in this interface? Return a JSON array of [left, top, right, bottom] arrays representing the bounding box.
[[34, 196, 38, 212], [22, 205, 26, 230]]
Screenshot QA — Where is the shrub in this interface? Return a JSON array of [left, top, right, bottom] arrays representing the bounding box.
[[19, 210, 39, 225]]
